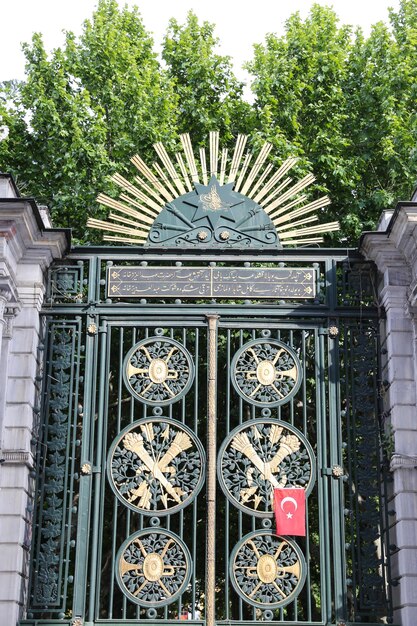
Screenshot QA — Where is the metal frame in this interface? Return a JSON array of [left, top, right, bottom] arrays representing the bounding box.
[[20, 246, 394, 626]]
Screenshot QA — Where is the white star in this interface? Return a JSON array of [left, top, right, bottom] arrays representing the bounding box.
[[287, 512, 293, 519]]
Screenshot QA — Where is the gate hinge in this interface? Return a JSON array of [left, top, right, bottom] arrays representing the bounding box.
[[322, 465, 345, 478]]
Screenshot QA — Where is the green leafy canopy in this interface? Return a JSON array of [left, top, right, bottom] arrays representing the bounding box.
[[1, 0, 417, 244]]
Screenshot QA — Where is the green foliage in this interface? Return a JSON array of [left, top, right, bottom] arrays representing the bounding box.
[[0, 0, 177, 240], [247, 1, 417, 242], [162, 11, 254, 144], [2, 0, 417, 244]]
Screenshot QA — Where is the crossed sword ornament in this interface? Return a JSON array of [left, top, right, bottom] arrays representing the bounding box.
[[230, 424, 301, 508], [123, 427, 192, 509]]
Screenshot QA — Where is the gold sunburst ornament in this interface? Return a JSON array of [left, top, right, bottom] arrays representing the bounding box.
[[87, 131, 339, 247]]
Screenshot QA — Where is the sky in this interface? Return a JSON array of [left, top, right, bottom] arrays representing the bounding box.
[[1, 0, 400, 84]]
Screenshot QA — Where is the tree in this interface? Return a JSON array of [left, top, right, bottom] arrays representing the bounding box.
[[246, 1, 417, 242], [0, 0, 177, 240], [162, 11, 254, 145], [2, 0, 417, 244]]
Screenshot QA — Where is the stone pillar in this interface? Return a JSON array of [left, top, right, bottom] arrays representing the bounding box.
[[0, 175, 69, 625], [361, 204, 417, 626]]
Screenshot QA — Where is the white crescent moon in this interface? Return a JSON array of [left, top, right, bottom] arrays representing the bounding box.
[[280, 496, 298, 511]]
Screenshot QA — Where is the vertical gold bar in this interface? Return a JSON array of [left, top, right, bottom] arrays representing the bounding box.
[[200, 148, 208, 185], [206, 314, 220, 626]]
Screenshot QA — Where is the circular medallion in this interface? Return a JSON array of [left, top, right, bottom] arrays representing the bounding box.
[[108, 417, 205, 515], [123, 337, 194, 406], [231, 339, 302, 407], [218, 419, 315, 517], [230, 530, 306, 609], [116, 528, 192, 606]]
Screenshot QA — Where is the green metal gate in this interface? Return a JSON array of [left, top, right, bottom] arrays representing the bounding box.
[[21, 249, 394, 626]]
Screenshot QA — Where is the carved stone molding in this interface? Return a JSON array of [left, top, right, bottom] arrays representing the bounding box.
[[0, 450, 33, 468], [390, 453, 417, 471], [0, 286, 12, 317], [3, 303, 21, 338]]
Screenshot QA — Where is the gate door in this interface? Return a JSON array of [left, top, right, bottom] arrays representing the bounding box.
[[21, 132, 393, 626], [86, 317, 332, 625]]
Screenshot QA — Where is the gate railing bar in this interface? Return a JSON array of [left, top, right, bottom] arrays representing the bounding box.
[[327, 320, 347, 622], [108, 327, 124, 617], [191, 326, 200, 621], [301, 330, 313, 622], [41, 304, 380, 319], [205, 314, 220, 626], [88, 320, 108, 621], [225, 328, 231, 621], [95, 320, 112, 621], [72, 314, 98, 619], [238, 329, 244, 621], [317, 328, 331, 623]]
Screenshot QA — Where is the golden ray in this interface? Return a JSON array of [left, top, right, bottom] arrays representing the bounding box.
[[96, 193, 153, 224], [245, 162, 272, 198], [200, 147, 208, 185], [209, 131, 219, 177], [279, 221, 339, 240], [131, 154, 171, 202], [153, 162, 178, 199], [276, 215, 319, 232], [273, 196, 331, 226], [91, 132, 339, 247], [227, 134, 248, 183], [219, 148, 228, 185], [154, 142, 187, 196], [87, 218, 149, 239], [175, 153, 193, 192], [119, 193, 162, 220], [108, 212, 152, 230], [264, 174, 316, 215], [133, 174, 166, 205], [240, 141, 272, 196], [261, 177, 293, 208], [180, 133, 199, 183], [111, 173, 161, 214], [252, 157, 298, 204], [281, 237, 324, 246], [234, 153, 252, 193]]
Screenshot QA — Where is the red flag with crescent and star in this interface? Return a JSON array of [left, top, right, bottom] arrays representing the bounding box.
[[274, 488, 306, 536]]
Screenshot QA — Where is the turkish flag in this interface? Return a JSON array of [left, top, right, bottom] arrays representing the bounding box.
[[274, 488, 306, 536]]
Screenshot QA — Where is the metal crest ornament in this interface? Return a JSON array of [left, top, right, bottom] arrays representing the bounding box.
[[231, 338, 302, 407], [88, 131, 339, 247], [218, 419, 315, 516], [123, 337, 194, 406], [107, 417, 205, 515], [230, 530, 307, 609], [115, 528, 192, 607]]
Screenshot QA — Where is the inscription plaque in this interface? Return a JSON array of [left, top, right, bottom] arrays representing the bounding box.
[[107, 266, 316, 300]]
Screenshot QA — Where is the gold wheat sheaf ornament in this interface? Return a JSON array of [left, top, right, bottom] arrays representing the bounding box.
[[88, 131, 339, 247]]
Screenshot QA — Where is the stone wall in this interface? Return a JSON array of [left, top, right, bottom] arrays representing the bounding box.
[[361, 203, 417, 626], [1, 170, 417, 625], [0, 174, 69, 625]]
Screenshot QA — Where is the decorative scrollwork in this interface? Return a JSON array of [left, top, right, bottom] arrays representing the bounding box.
[[123, 337, 194, 405], [230, 530, 306, 609], [108, 418, 205, 515], [218, 419, 315, 516], [116, 528, 192, 606], [231, 339, 302, 407]]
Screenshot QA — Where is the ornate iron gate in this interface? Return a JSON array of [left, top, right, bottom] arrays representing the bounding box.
[[21, 249, 394, 626]]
